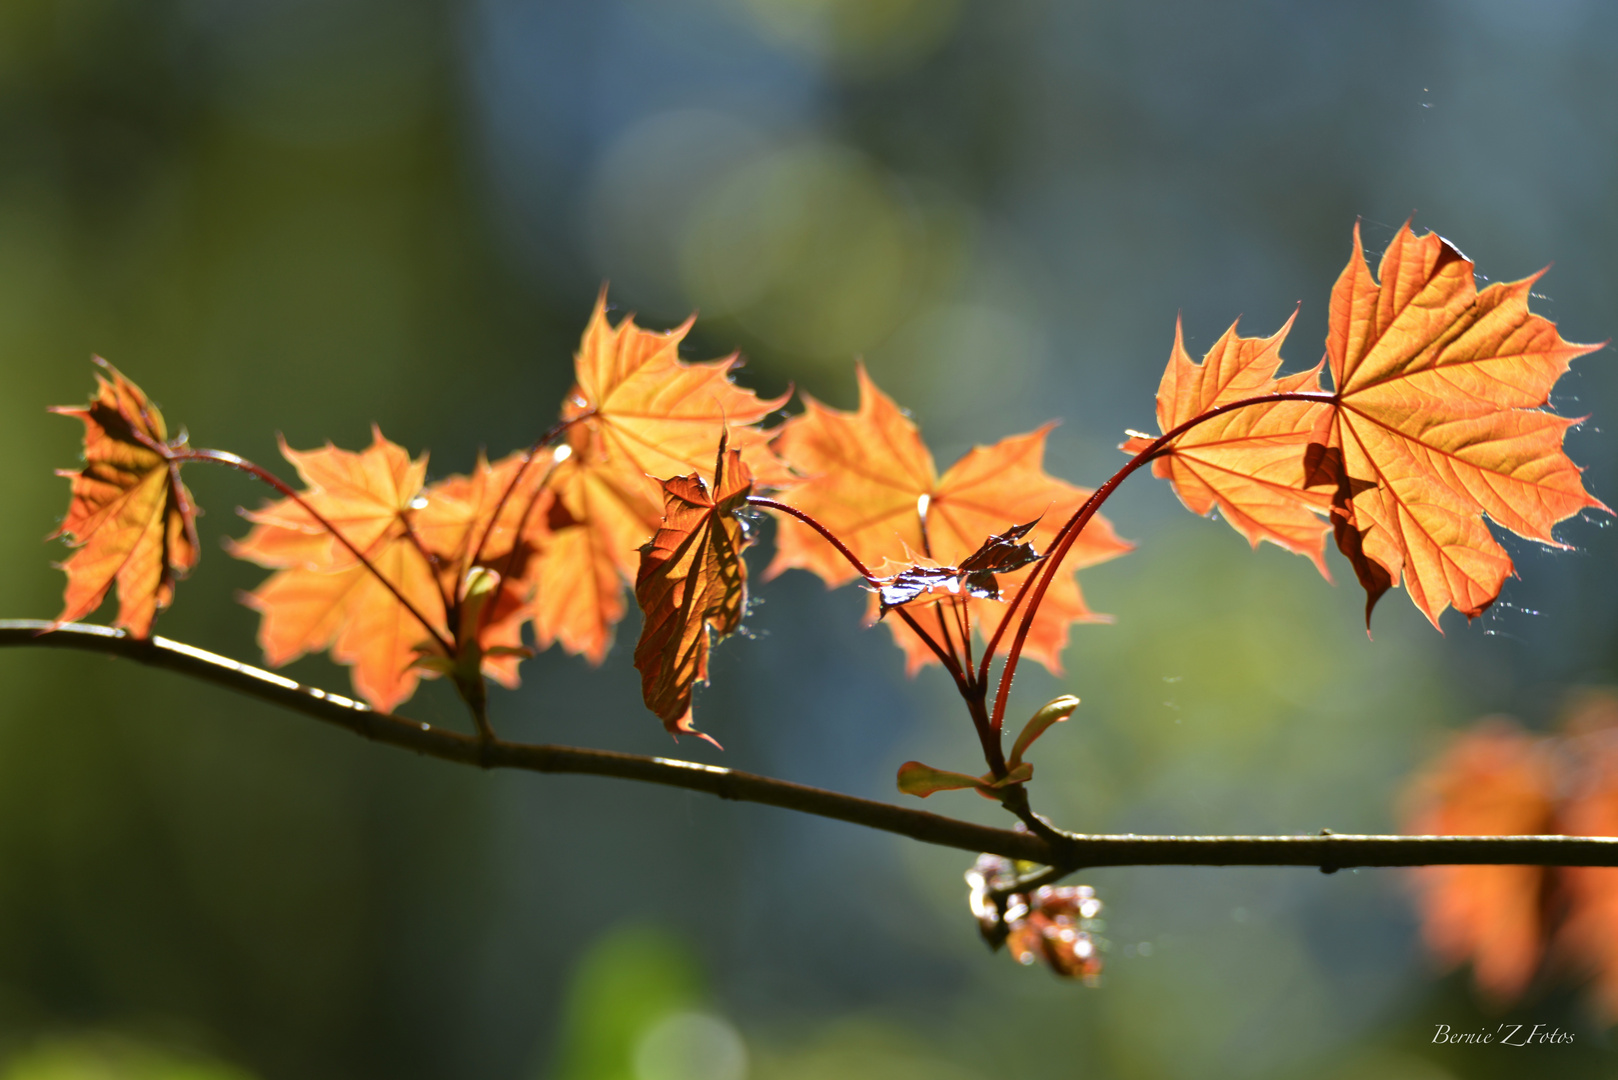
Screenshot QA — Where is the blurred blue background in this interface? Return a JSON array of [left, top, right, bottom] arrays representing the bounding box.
[[0, 0, 1616, 1076]]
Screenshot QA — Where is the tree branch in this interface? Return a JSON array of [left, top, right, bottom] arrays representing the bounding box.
[[5, 620, 1618, 873]]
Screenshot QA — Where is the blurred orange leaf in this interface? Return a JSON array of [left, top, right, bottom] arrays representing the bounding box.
[[632, 440, 754, 744], [1404, 694, 1618, 1021], [50, 358, 200, 638], [767, 364, 1130, 674], [1552, 707, 1618, 1023], [1402, 720, 1559, 1004]]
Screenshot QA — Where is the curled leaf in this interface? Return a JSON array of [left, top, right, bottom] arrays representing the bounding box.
[[874, 563, 980, 611], [1008, 694, 1080, 768], [958, 519, 1044, 577], [632, 440, 754, 745], [50, 358, 200, 637]]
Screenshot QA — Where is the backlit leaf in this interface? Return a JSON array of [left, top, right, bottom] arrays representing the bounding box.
[[230, 429, 448, 712], [1320, 222, 1606, 626], [1121, 313, 1332, 574], [632, 441, 754, 744], [412, 449, 551, 689], [50, 358, 200, 637], [1136, 223, 1605, 630]]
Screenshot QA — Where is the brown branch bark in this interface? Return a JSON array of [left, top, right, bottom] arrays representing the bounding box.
[[5, 620, 1618, 873]]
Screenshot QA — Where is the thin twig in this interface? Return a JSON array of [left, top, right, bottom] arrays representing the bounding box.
[[956, 598, 975, 679], [399, 514, 454, 622], [988, 390, 1334, 730], [747, 497, 972, 693], [746, 497, 880, 581], [5, 621, 1618, 873], [468, 414, 583, 569]]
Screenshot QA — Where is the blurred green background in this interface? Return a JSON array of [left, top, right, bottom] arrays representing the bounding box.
[[1, 0, 1616, 1076]]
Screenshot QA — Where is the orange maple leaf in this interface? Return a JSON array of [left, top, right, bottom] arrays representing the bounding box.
[[632, 440, 754, 745], [1319, 222, 1607, 626], [766, 364, 1131, 675], [533, 289, 788, 663], [229, 429, 451, 713], [1134, 222, 1605, 629], [1121, 312, 1333, 574], [1401, 720, 1559, 1004], [50, 357, 200, 637]]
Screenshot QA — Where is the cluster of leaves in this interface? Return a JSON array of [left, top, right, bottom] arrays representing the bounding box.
[[968, 852, 1105, 982], [51, 302, 780, 736], [1403, 693, 1618, 1021], [44, 221, 1606, 984], [47, 293, 1131, 745]]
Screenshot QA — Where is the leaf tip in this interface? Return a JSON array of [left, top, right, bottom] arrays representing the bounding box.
[[669, 712, 724, 752]]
